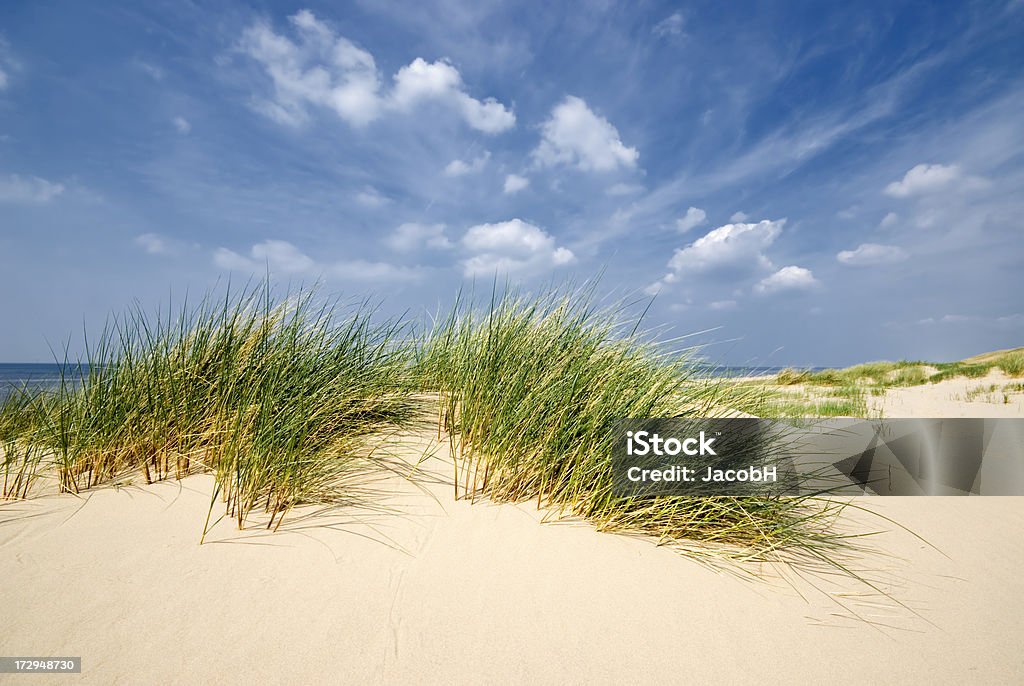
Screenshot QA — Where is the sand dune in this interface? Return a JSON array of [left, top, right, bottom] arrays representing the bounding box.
[[3, 407, 1024, 685], [869, 370, 1024, 418]]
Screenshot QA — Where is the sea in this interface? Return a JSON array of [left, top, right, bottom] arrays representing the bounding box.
[[0, 363, 78, 403], [0, 362, 830, 404]]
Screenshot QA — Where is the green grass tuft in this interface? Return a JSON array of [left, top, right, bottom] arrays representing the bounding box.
[[4, 283, 414, 535], [997, 352, 1024, 377], [417, 285, 854, 561]]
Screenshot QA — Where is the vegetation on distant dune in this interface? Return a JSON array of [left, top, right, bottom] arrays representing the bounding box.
[[772, 347, 1024, 392]]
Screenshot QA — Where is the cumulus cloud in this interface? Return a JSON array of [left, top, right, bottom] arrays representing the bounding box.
[[391, 58, 514, 133], [532, 96, 638, 172], [754, 266, 818, 295], [884, 163, 961, 197], [676, 206, 706, 233], [647, 219, 786, 294], [0, 174, 65, 203], [668, 219, 783, 274], [214, 239, 419, 281], [460, 218, 574, 276], [444, 151, 489, 177], [239, 11, 514, 132], [836, 243, 909, 266], [386, 222, 451, 252], [709, 300, 737, 311], [879, 212, 898, 228], [172, 116, 191, 134], [503, 173, 529, 194], [730, 211, 749, 222], [239, 10, 381, 127], [215, 239, 315, 274]]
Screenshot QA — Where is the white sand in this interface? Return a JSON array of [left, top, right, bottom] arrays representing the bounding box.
[[2, 386, 1024, 684], [869, 370, 1024, 417]]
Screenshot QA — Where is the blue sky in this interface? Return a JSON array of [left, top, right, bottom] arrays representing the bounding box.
[[1, 1, 1022, 365]]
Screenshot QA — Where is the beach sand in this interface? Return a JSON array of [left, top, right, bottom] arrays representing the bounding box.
[[2, 380, 1023, 684], [869, 370, 1024, 418]]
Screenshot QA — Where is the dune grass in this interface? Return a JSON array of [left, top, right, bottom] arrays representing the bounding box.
[[415, 286, 854, 561], [996, 352, 1024, 377], [773, 348, 1024, 391], [0, 385, 45, 499], [2, 283, 414, 534], [0, 280, 924, 570]]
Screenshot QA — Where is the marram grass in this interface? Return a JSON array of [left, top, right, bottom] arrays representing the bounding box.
[[416, 286, 855, 563], [2, 283, 414, 537], [1, 281, 877, 569]]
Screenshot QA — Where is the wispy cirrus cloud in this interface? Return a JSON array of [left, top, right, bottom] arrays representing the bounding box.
[[0, 174, 64, 204]]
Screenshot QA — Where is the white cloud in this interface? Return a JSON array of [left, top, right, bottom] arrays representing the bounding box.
[[668, 219, 783, 274], [605, 183, 643, 196], [214, 239, 418, 281], [884, 163, 961, 197], [172, 116, 191, 134], [215, 239, 316, 273], [709, 300, 737, 311], [643, 281, 663, 296], [532, 96, 638, 172], [135, 233, 171, 255], [240, 12, 514, 133], [0, 39, 20, 91], [503, 173, 529, 194], [676, 206, 706, 233], [879, 211, 898, 228], [239, 11, 382, 127], [730, 211, 749, 222], [754, 266, 819, 295], [836, 243, 909, 266], [652, 12, 685, 37], [460, 218, 574, 276], [444, 151, 490, 177], [0, 174, 65, 204], [355, 186, 390, 207], [387, 222, 451, 252], [392, 58, 515, 133]]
